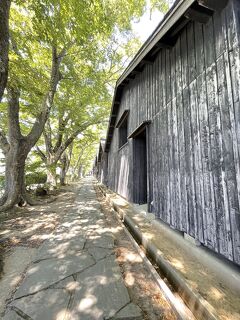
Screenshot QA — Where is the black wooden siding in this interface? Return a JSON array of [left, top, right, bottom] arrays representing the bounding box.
[[106, 0, 240, 265]]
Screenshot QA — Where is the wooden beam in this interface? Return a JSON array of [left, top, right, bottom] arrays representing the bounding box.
[[184, 7, 211, 23], [197, 0, 228, 11], [141, 59, 154, 65], [169, 18, 190, 37], [128, 121, 151, 139], [131, 70, 141, 74], [117, 0, 196, 85], [150, 41, 173, 56], [155, 41, 172, 49], [125, 76, 135, 81], [115, 110, 129, 128]]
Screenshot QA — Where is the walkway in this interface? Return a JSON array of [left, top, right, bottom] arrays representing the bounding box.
[[3, 178, 142, 320]]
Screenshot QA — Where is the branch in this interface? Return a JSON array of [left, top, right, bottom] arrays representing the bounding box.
[[35, 146, 46, 162], [0, 0, 11, 102], [43, 129, 52, 154], [27, 45, 66, 149], [53, 114, 70, 152], [54, 118, 102, 163], [43, 119, 52, 154], [73, 142, 91, 174]]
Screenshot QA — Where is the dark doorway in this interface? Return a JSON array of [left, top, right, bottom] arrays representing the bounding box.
[[133, 128, 147, 204]]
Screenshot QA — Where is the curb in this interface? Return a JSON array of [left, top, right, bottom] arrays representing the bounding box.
[[102, 190, 219, 320]]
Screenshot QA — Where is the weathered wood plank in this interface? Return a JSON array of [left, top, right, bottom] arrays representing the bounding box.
[[187, 22, 197, 84], [181, 28, 188, 89], [216, 53, 235, 260], [103, 2, 240, 265]]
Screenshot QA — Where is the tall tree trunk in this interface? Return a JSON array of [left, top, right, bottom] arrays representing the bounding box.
[[0, 141, 27, 211], [46, 164, 57, 186], [78, 164, 83, 179], [60, 152, 69, 186], [0, 0, 11, 102], [0, 46, 66, 212]]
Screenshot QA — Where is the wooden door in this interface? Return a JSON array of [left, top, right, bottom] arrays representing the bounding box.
[[133, 128, 147, 204]]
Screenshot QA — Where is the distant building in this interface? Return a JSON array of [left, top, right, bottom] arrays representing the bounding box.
[[96, 0, 240, 266], [95, 139, 107, 184]]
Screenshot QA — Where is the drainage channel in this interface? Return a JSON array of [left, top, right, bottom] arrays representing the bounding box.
[[107, 199, 196, 320], [98, 184, 219, 320]]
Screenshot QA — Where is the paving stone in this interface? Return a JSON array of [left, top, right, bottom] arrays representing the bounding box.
[[85, 234, 115, 249], [3, 179, 137, 320], [15, 253, 95, 298], [87, 247, 113, 261], [2, 310, 23, 320], [112, 303, 143, 320], [36, 236, 86, 260], [51, 276, 80, 293], [69, 255, 130, 320], [11, 289, 69, 320]]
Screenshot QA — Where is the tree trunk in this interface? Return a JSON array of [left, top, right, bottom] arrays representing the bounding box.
[[0, 45, 65, 212], [78, 164, 83, 179], [46, 165, 57, 186], [60, 166, 66, 186], [60, 153, 68, 186], [0, 0, 11, 102], [0, 142, 27, 211]]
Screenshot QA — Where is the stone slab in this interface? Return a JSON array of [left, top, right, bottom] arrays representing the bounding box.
[[113, 303, 143, 320], [69, 255, 130, 320], [85, 234, 115, 249], [35, 235, 86, 260], [10, 289, 69, 320], [87, 247, 113, 261], [0, 247, 37, 315], [51, 276, 80, 293], [2, 310, 23, 320], [15, 252, 95, 298]]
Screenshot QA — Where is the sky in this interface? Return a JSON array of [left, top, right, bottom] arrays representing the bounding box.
[[132, 8, 164, 42]]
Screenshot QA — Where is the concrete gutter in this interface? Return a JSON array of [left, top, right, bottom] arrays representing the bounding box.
[[100, 188, 220, 320], [111, 206, 195, 320]]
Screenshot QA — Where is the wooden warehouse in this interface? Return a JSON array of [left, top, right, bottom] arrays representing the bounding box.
[[95, 138, 108, 183], [97, 0, 240, 266]]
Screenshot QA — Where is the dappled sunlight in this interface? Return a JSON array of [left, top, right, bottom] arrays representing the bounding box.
[[78, 295, 98, 311], [28, 265, 39, 275], [125, 271, 136, 286], [168, 258, 186, 274], [0, 229, 10, 236], [186, 279, 198, 290], [10, 275, 22, 287], [125, 252, 142, 263], [143, 231, 154, 240], [210, 287, 225, 301], [1, 179, 174, 319], [55, 309, 69, 320], [110, 225, 122, 234], [65, 281, 81, 292]]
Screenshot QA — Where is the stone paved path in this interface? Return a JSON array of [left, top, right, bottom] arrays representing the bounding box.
[[3, 178, 142, 320]]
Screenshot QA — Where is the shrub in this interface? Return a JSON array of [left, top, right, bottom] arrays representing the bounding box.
[[26, 172, 47, 186]]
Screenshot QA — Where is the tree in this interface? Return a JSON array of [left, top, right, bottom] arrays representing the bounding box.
[[0, 0, 11, 102], [0, 46, 64, 210], [0, 0, 146, 211], [35, 52, 113, 186], [70, 134, 100, 180]]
